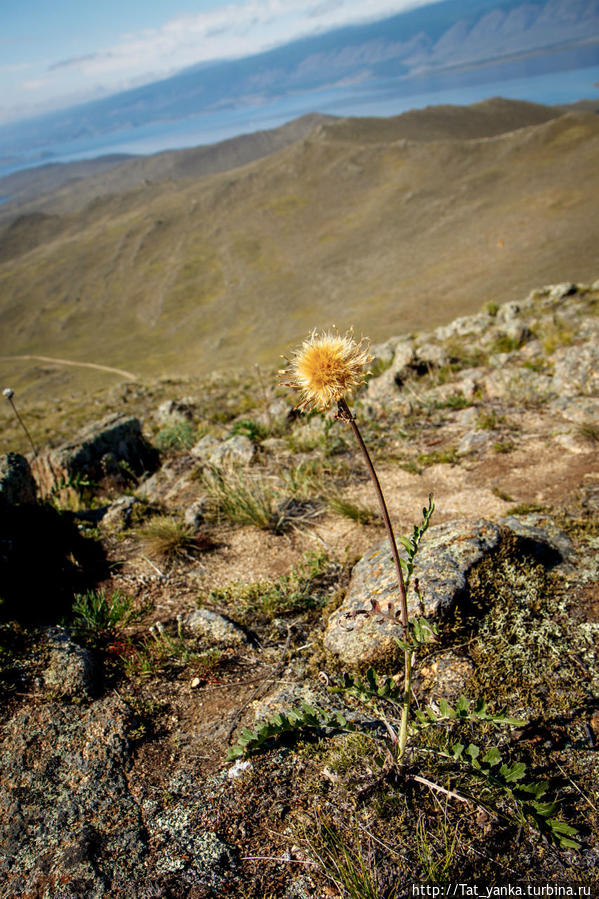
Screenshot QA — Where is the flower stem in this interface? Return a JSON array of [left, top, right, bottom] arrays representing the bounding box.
[[7, 396, 38, 457], [337, 398, 411, 760]]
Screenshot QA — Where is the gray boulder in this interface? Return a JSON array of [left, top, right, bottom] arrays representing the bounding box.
[[31, 414, 158, 499], [325, 520, 502, 667], [552, 343, 599, 396], [325, 516, 573, 668], [192, 433, 255, 467]]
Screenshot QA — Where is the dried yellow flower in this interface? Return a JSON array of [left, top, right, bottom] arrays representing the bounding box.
[[280, 329, 371, 413]]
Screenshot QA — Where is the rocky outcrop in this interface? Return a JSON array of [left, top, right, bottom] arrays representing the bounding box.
[[31, 414, 158, 500], [325, 516, 572, 667], [0, 695, 238, 896]]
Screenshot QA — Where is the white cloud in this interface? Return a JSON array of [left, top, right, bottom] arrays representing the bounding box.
[[47, 0, 426, 82], [4, 0, 432, 122]]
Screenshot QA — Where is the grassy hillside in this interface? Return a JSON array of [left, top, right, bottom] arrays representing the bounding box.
[[1, 99, 598, 401]]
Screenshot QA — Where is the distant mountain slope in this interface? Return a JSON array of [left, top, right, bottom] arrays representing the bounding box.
[[0, 114, 336, 219], [0, 101, 598, 389], [1, 0, 597, 160], [315, 96, 562, 142]]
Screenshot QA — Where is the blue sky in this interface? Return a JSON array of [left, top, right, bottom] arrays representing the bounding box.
[[0, 0, 433, 124]]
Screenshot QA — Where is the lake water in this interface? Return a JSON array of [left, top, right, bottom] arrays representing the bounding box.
[[1, 59, 598, 178]]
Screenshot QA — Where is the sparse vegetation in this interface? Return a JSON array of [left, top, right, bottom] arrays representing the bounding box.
[[577, 421, 599, 443], [418, 446, 459, 467], [154, 418, 196, 451], [326, 494, 378, 524], [206, 550, 332, 624], [71, 588, 134, 636], [136, 514, 208, 562]]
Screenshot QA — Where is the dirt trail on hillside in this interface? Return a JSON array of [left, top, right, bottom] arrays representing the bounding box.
[[1, 354, 137, 381]]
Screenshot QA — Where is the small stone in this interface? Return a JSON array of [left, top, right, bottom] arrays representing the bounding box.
[[190, 676, 201, 688], [191, 434, 222, 460], [457, 430, 496, 456], [227, 759, 252, 779], [100, 495, 143, 530], [552, 344, 599, 396], [547, 282, 577, 302], [154, 399, 193, 426], [184, 499, 208, 529], [415, 342, 448, 368], [43, 626, 97, 698], [185, 608, 249, 645], [497, 302, 521, 322]]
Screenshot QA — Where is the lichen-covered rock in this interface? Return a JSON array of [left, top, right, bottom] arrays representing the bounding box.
[[99, 495, 144, 530], [154, 398, 194, 426], [419, 651, 475, 700], [31, 414, 158, 500], [366, 339, 415, 402], [552, 344, 599, 397], [42, 626, 97, 698], [209, 434, 255, 467], [0, 453, 36, 505], [192, 433, 255, 467], [457, 430, 497, 456], [498, 513, 574, 564], [325, 520, 502, 667], [325, 515, 576, 667], [0, 696, 147, 897], [185, 608, 249, 646], [137, 453, 199, 506], [153, 811, 236, 887], [550, 395, 599, 423]]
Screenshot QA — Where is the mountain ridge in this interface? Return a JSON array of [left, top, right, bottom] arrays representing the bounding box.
[[0, 100, 598, 400], [1, 0, 597, 163]]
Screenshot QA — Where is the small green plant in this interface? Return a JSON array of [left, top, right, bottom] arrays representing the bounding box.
[[202, 466, 280, 530], [155, 419, 196, 452], [122, 618, 208, 680], [493, 439, 515, 454], [491, 486, 514, 502], [71, 589, 134, 636], [435, 392, 472, 410], [415, 804, 460, 883], [297, 815, 391, 899], [485, 301, 500, 317], [539, 316, 574, 355], [418, 447, 459, 467], [491, 334, 521, 354], [230, 418, 269, 443], [47, 471, 97, 509], [476, 409, 501, 430]]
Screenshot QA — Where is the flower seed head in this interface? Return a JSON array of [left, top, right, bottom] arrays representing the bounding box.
[[3, 388, 14, 400], [280, 329, 371, 413]]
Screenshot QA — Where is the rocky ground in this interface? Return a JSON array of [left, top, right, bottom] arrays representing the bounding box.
[[1, 280, 598, 897]]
